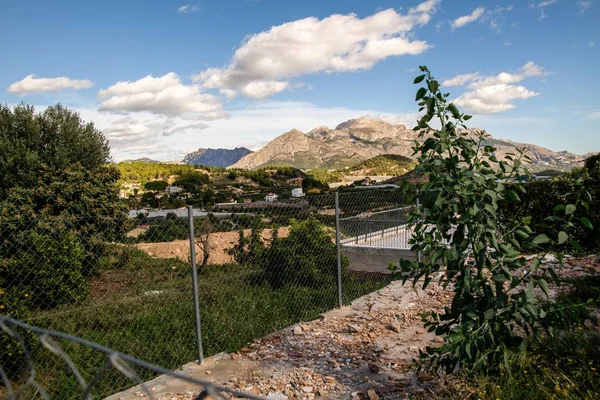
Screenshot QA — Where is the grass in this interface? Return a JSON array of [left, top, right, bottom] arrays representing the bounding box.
[[7, 244, 392, 398]]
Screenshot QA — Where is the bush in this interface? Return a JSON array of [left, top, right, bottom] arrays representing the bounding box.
[[0, 287, 33, 377], [229, 217, 348, 289], [3, 230, 86, 309], [500, 177, 600, 252]]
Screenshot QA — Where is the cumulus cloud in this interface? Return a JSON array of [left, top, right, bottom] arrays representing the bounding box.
[[8, 75, 94, 95], [193, 0, 439, 99], [454, 84, 539, 113], [98, 73, 223, 118], [444, 62, 548, 114], [443, 72, 481, 87], [451, 7, 486, 30]]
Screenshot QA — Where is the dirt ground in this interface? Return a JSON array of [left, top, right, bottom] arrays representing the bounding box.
[[134, 227, 289, 265]]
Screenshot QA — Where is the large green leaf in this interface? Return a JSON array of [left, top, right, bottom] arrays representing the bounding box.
[[532, 234, 549, 245]]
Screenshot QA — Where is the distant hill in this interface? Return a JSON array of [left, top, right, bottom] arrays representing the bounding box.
[[183, 147, 252, 167], [122, 157, 161, 163], [231, 117, 586, 171], [346, 154, 417, 176]]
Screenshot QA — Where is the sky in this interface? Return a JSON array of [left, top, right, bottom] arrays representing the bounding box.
[[1, 0, 599, 161]]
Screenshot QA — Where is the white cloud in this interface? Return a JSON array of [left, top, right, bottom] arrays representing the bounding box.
[[529, 0, 559, 8], [451, 7, 486, 30], [486, 4, 513, 32], [443, 72, 481, 86], [98, 73, 223, 118], [240, 80, 289, 99], [577, 0, 593, 14], [504, 40, 512, 46], [587, 111, 600, 119], [193, 1, 439, 99], [589, 41, 596, 47], [454, 84, 539, 113], [538, 10, 548, 21], [445, 62, 547, 114], [177, 3, 200, 13], [8, 74, 94, 95]]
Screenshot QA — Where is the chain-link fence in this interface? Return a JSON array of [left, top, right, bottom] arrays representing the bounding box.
[[0, 316, 262, 400], [1, 189, 414, 398]]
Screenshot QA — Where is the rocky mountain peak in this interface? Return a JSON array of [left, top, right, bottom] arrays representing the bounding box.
[[229, 116, 585, 171]]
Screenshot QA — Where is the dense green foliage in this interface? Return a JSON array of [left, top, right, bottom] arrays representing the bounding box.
[[228, 217, 347, 288], [115, 162, 197, 185], [500, 175, 600, 253], [144, 180, 168, 191], [397, 67, 592, 374], [0, 104, 110, 195], [346, 154, 417, 176], [0, 104, 128, 373]]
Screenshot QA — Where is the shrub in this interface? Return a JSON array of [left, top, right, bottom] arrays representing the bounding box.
[[500, 176, 600, 252], [0, 288, 33, 377], [3, 230, 86, 309]]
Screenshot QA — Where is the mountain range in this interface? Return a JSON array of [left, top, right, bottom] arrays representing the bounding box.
[[183, 147, 252, 167], [226, 117, 585, 171]]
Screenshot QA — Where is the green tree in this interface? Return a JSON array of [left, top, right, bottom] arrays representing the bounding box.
[[0, 104, 110, 195], [173, 171, 209, 193], [144, 180, 168, 191], [396, 67, 592, 374]]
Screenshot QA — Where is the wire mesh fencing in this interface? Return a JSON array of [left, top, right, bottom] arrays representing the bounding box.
[[0, 316, 263, 400], [1, 189, 414, 398]]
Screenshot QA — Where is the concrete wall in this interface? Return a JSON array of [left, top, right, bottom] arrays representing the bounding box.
[[342, 246, 416, 274]]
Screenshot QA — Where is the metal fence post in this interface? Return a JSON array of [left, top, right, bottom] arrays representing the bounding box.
[[187, 206, 204, 364], [334, 192, 343, 309], [415, 189, 422, 264]]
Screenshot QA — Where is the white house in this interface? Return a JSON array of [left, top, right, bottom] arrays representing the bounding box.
[[165, 185, 183, 194], [265, 193, 279, 202], [291, 188, 305, 198]]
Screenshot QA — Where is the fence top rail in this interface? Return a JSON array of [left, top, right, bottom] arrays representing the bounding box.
[[339, 206, 412, 221]]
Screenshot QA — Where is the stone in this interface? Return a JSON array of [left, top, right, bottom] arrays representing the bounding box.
[[247, 386, 262, 395], [265, 393, 288, 400], [251, 370, 263, 377], [368, 363, 382, 374], [302, 386, 314, 393], [366, 388, 380, 400], [348, 324, 362, 333], [324, 376, 337, 383], [385, 323, 401, 333], [293, 326, 304, 335], [205, 370, 211, 375]]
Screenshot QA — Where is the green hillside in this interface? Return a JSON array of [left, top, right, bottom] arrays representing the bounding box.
[[346, 154, 417, 176]]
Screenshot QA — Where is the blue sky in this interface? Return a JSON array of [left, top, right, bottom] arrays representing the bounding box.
[[1, 0, 598, 161]]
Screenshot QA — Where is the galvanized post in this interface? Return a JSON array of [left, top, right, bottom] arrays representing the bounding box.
[[415, 189, 421, 264], [334, 192, 343, 309], [187, 206, 204, 364]]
